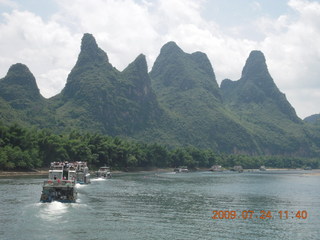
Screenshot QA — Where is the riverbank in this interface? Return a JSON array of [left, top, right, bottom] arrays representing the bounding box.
[[0, 167, 174, 177], [0, 169, 48, 177], [1, 167, 319, 177]]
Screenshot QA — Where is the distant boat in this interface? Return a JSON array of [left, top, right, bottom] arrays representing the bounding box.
[[75, 161, 91, 184], [231, 165, 243, 173], [173, 166, 189, 173], [96, 166, 112, 178], [210, 165, 223, 172], [259, 166, 267, 171], [304, 166, 312, 170]]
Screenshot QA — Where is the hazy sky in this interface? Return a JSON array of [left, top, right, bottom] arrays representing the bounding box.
[[0, 0, 319, 118]]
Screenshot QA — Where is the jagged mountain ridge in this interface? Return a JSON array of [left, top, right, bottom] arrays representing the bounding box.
[[220, 51, 315, 155], [0, 33, 319, 156], [221, 51, 299, 123], [53, 33, 165, 136], [150, 41, 259, 153]]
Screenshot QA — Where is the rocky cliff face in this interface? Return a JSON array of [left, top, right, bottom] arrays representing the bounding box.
[[121, 54, 163, 130]]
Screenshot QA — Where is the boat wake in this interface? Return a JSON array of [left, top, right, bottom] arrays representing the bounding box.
[[37, 201, 69, 221], [75, 183, 88, 188], [91, 177, 107, 181]]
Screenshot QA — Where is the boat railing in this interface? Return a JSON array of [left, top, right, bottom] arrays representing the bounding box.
[[43, 179, 76, 187]]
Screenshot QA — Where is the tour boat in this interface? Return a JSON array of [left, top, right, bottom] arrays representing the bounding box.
[[40, 162, 77, 203], [96, 166, 112, 178], [173, 166, 189, 173], [75, 161, 91, 184]]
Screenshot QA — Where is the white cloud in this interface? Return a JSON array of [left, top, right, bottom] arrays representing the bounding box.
[[0, 10, 79, 97], [0, 0, 319, 118], [258, 0, 320, 117], [0, 0, 19, 8], [53, 0, 160, 70], [285, 88, 320, 118], [251, 1, 262, 12]]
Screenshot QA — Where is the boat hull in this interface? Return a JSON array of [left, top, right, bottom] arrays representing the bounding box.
[[40, 180, 77, 203]]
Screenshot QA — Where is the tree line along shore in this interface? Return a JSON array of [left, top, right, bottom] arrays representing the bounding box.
[[0, 122, 319, 172]]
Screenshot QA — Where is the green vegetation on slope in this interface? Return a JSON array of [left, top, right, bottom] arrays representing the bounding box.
[[304, 114, 320, 125], [53, 33, 167, 137], [0, 34, 320, 158], [220, 51, 319, 156], [150, 41, 260, 153], [0, 122, 319, 171], [0, 63, 58, 129]]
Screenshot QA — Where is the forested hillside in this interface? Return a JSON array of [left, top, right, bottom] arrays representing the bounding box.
[[0, 63, 56, 128], [0, 33, 320, 160], [150, 41, 259, 153], [304, 114, 320, 125], [220, 51, 320, 156], [0, 122, 318, 171]]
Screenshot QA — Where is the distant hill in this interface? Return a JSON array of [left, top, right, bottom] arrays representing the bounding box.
[[221, 51, 300, 123], [0, 33, 319, 157], [51, 34, 178, 144], [221, 51, 315, 155], [0, 63, 56, 128], [304, 114, 320, 124], [150, 41, 259, 153]]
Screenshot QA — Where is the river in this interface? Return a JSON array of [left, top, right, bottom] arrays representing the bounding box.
[[0, 170, 319, 240]]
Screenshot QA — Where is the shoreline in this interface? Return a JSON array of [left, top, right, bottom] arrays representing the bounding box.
[[0, 167, 174, 177], [1, 167, 319, 177], [0, 170, 48, 177]]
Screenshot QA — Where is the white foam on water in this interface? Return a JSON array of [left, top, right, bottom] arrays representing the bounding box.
[[91, 178, 107, 181], [71, 201, 88, 209], [38, 201, 69, 221], [75, 183, 87, 188]]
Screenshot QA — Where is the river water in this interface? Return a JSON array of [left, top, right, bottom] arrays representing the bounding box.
[[0, 170, 319, 240]]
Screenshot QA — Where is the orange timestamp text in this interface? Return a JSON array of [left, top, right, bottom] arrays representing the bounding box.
[[212, 210, 308, 220]]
